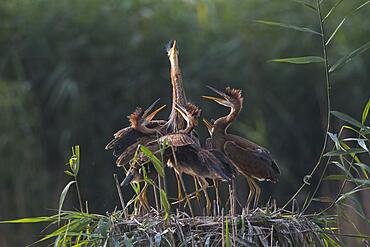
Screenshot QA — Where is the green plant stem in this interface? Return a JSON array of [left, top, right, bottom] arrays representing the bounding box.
[[300, 0, 332, 213], [283, 0, 332, 210], [74, 175, 84, 213]]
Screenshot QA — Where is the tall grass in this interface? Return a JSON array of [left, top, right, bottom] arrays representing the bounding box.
[[257, 0, 370, 244]]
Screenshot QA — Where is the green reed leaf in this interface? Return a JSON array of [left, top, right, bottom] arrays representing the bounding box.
[[65, 170, 74, 177], [324, 148, 367, 157], [329, 42, 370, 73], [140, 145, 164, 177], [362, 99, 370, 124], [0, 216, 56, 224], [324, 174, 347, 181], [270, 56, 324, 64], [255, 20, 322, 36], [292, 0, 316, 10], [225, 216, 231, 247], [58, 181, 76, 223], [331, 111, 370, 133], [160, 189, 170, 221], [323, 0, 344, 21], [325, 17, 346, 46]]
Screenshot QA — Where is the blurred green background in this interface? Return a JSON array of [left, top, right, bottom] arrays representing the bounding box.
[[0, 0, 369, 245]]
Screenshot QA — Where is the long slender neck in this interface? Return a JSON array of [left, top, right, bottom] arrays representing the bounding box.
[[167, 50, 187, 132], [213, 105, 241, 138], [180, 118, 195, 134]]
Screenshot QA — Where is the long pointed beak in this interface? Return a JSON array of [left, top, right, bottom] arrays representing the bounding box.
[[174, 103, 189, 121], [207, 85, 228, 98], [202, 118, 213, 134], [145, 104, 166, 122], [202, 95, 230, 106], [143, 98, 161, 118], [172, 40, 177, 52], [167, 40, 178, 57]]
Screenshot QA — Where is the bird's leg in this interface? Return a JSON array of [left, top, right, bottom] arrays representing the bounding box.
[[138, 183, 150, 212], [198, 178, 211, 216], [213, 179, 220, 214], [252, 179, 261, 209], [175, 172, 183, 201], [194, 177, 201, 201], [245, 177, 255, 213], [170, 146, 194, 216], [171, 181, 215, 205], [179, 173, 195, 217]]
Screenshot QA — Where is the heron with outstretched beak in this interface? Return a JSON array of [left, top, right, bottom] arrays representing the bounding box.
[[164, 40, 188, 132], [203, 86, 280, 210], [105, 99, 166, 167], [162, 40, 205, 214], [160, 103, 235, 214]]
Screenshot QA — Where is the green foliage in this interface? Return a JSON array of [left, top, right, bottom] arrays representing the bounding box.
[[269, 56, 325, 64], [318, 102, 370, 240], [0, 144, 356, 246], [160, 189, 170, 222], [329, 42, 370, 73], [259, 0, 370, 245], [255, 20, 322, 35], [58, 181, 76, 222], [225, 216, 231, 247], [1, 211, 110, 246], [59, 146, 82, 221], [139, 145, 164, 177], [361, 100, 370, 124]]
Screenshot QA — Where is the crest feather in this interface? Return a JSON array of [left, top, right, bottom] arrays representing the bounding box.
[[128, 107, 144, 127], [225, 87, 243, 105], [186, 103, 202, 118]]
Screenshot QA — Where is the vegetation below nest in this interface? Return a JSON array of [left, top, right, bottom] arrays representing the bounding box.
[[3, 100, 369, 246], [4, 208, 341, 246]]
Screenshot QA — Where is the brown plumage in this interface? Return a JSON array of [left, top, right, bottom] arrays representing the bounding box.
[[160, 103, 236, 214], [160, 103, 233, 180], [164, 40, 188, 132], [105, 99, 166, 166], [203, 86, 280, 209], [161, 41, 204, 216]]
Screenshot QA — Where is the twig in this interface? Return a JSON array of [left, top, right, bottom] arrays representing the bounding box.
[[154, 175, 160, 213], [74, 175, 84, 213], [113, 174, 128, 218]]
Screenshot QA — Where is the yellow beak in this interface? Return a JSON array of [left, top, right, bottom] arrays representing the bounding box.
[[172, 40, 177, 52], [202, 95, 231, 107], [145, 104, 166, 121], [202, 118, 214, 134]]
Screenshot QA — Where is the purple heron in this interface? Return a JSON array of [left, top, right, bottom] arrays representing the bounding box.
[[105, 99, 166, 212], [164, 40, 188, 132], [105, 98, 166, 167], [160, 103, 235, 214], [203, 86, 280, 209], [162, 40, 204, 211]]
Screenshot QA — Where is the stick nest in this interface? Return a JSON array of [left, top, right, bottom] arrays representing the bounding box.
[[107, 210, 330, 246]]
